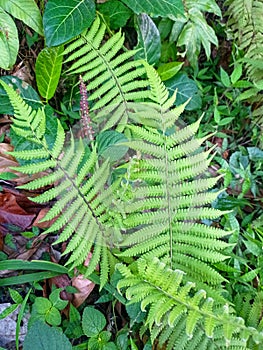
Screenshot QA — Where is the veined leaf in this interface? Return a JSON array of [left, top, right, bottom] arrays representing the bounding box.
[[165, 73, 201, 110], [43, 0, 96, 47], [120, 0, 184, 18], [157, 62, 183, 81], [134, 14, 161, 65], [23, 321, 72, 350], [0, 0, 43, 35], [0, 8, 18, 70], [97, 130, 128, 162], [97, 0, 132, 30], [36, 46, 64, 101]]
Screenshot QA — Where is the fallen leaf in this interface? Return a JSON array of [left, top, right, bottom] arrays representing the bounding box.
[[0, 193, 35, 232], [72, 274, 95, 308], [33, 208, 57, 228], [72, 253, 97, 308]]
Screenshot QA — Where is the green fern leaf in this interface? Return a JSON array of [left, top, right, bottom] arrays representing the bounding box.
[[226, 0, 263, 82], [63, 16, 151, 131], [117, 257, 260, 348]]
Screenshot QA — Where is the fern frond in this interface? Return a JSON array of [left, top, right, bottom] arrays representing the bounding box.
[[2, 84, 121, 287], [63, 16, 151, 131], [117, 258, 263, 348], [0, 80, 45, 143], [226, 0, 263, 82], [115, 102, 230, 292]]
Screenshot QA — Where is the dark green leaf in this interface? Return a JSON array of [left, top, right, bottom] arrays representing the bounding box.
[[120, 0, 184, 18], [64, 304, 83, 338], [36, 46, 64, 100], [23, 321, 72, 350], [126, 302, 146, 324], [0, 271, 67, 287], [0, 76, 42, 114], [0, 259, 68, 273], [82, 307, 106, 337], [247, 147, 263, 162], [45, 306, 62, 326], [43, 0, 96, 47], [158, 18, 173, 40], [97, 131, 128, 161], [165, 73, 202, 110], [97, 0, 132, 30], [49, 289, 68, 310], [134, 14, 161, 65]]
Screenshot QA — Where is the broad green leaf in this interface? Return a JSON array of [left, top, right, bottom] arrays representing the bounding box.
[[43, 0, 96, 47], [157, 62, 183, 81], [49, 289, 68, 310], [0, 76, 42, 114], [220, 67, 231, 87], [34, 298, 52, 314], [0, 0, 43, 35], [120, 0, 184, 18], [165, 73, 202, 110], [247, 147, 263, 161], [97, 130, 128, 162], [169, 17, 187, 42], [126, 302, 146, 324], [82, 307, 106, 337], [23, 321, 72, 350], [134, 14, 161, 65], [0, 8, 18, 70], [0, 172, 18, 180], [64, 305, 83, 338], [230, 64, 242, 84], [45, 306, 62, 326], [158, 18, 174, 40], [97, 0, 132, 30], [36, 46, 64, 101]]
